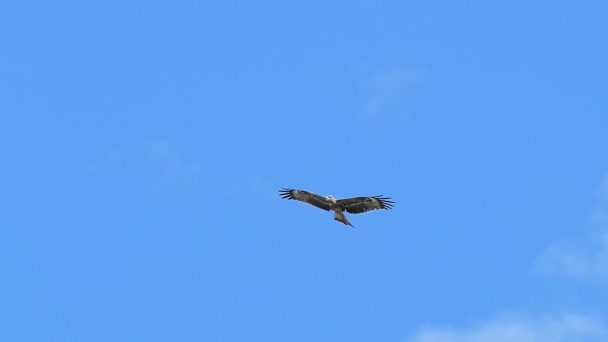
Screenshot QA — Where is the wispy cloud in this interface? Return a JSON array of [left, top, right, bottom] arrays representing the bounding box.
[[406, 313, 607, 342], [139, 140, 203, 194], [219, 174, 275, 206], [82, 139, 204, 196], [590, 174, 608, 228], [353, 62, 428, 122], [535, 233, 608, 278], [405, 176, 608, 342], [535, 173, 608, 278]]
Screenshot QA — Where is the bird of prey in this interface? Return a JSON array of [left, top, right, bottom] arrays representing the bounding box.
[[279, 188, 395, 228]]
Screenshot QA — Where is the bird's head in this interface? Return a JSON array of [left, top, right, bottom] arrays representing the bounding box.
[[325, 195, 337, 203]]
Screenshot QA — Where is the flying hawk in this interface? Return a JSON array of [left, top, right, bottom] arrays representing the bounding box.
[[279, 188, 395, 228]]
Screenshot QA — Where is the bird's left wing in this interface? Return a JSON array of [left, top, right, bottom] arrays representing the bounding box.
[[279, 188, 331, 211], [337, 195, 395, 214]]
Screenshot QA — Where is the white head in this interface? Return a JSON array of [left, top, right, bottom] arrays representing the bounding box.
[[325, 195, 337, 203]]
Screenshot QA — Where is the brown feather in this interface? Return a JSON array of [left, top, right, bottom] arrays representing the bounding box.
[[278, 188, 331, 211], [338, 195, 395, 214]]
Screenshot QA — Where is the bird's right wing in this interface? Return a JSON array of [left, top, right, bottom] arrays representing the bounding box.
[[337, 195, 395, 214], [279, 188, 331, 211]]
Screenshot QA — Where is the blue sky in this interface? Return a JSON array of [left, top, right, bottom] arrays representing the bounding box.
[[2, 1, 608, 341]]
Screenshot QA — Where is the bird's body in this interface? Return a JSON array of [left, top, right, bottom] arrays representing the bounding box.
[[279, 188, 394, 228], [325, 194, 356, 227]]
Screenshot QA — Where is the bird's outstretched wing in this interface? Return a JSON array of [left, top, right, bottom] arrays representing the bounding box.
[[279, 188, 331, 211], [337, 195, 395, 214]]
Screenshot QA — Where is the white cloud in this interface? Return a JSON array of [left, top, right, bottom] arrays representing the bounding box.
[[218, 174, 275, 205], [405, 175, 608, 342], [407, 313, 607, 342], [353, 62, 428, 122], [82, 139, 204, 196], [535, 233, 608, 278], [535, 173, 608, 278], [139, 140, 203, 194], [589, 174, 608, 228]]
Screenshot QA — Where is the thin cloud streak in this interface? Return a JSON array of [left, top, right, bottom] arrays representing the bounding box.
[[535, 173, 608, 278], [536, 232, 608, 278], [406, 313, 607, 342], [219, 174, 276, 202], [82, 139, 204, 196], [353, 63, 428, 123]]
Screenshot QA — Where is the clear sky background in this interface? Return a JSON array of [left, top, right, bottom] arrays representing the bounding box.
[[2, 1, 608, 341]]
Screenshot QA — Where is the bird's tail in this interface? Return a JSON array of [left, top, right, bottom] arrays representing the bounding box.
[[334, 211, 355, 228]]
